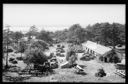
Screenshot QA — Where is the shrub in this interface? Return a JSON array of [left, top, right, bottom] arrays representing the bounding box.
[[24, 48, 48, 65]]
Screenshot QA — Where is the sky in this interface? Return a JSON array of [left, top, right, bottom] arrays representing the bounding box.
[[3, 4, 125, 32]]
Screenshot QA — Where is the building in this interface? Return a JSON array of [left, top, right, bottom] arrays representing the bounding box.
[[82, 41, 112, 62]]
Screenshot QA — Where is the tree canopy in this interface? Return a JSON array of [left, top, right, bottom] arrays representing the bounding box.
[[36, 30, 53, 44], [52, 22, 125, 47]]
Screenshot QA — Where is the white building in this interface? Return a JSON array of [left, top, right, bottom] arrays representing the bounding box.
[[82, 41, 112, 57]]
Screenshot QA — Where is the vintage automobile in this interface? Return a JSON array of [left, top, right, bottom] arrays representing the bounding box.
[[115, 62, 125, 78]]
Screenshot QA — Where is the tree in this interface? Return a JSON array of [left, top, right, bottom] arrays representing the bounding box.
[[26, 25, 38, 41], [100, 23, 124, 48], [29, 40, 49, 51], [18, 40, 28, 57], [23, 41, 49, 71], [3, 25, 12, 69], [66, 50, 77, 65], [12, 31, 23, 45], [24, 48, 48, 65], [85, 22, 125, 47], [36, 30, 53, 44], [67, 24, 87, 43]]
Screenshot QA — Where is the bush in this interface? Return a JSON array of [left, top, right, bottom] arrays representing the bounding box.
[[24, 48, 48, 65]]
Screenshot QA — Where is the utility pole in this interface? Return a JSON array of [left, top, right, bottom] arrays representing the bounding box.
[[5, 25, 10, 69]]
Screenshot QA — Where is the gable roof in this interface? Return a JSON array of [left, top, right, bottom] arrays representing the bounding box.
[[82, 41, 112, 55]]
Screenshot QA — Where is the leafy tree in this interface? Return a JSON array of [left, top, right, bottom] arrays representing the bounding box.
[[12, 31, 23, 44], [100, 23, 125, 47], [23, 41, 49, 71], [3, 26, 13, 69], [29, 40, 49, 51], [36, 30, 53, 44], [85, 22, 125, 47], [24, 48, 48, 65], [52, 22, 125, 47], [66, 50, 77, 65], [67, 24, 87, 43], [18, 40, 28, 57], [26, 25, 38, 41]]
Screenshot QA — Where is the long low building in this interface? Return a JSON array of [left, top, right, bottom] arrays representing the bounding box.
[[82, 41, 112, 62], [82, 41, 112, 56]]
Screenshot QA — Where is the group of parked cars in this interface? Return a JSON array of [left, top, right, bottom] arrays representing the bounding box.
[[56, 44, 65, 57], [80, 52, 95, 61]]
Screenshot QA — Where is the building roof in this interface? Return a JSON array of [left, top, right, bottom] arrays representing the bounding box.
[[82, 41, 112, 55]]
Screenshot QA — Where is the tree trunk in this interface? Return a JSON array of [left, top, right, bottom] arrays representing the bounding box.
[[5, 41, 9, 69]]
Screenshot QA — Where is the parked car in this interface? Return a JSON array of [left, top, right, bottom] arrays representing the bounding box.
[[9, 58, 15, 62], [115, 63, 125, 78], [11, 60, 18, 64]]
